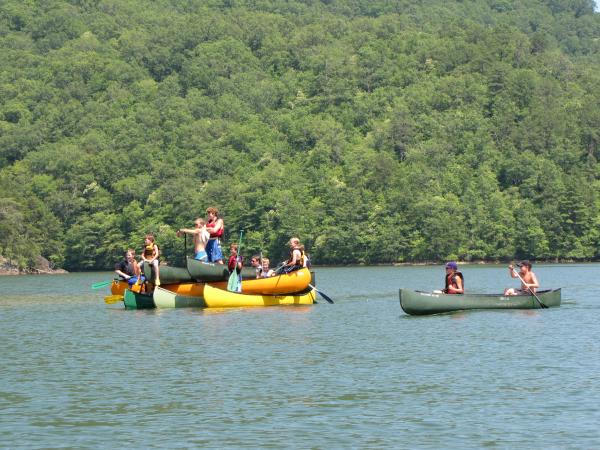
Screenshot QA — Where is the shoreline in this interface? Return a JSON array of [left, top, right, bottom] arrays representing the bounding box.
[[2, 259, 597, 276]]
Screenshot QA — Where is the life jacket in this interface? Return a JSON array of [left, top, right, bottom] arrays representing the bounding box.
[[444, 271, 464, 294], [143, 243, 157, 259], [288, 247, 305, 267], [207, 219, 224, 239]]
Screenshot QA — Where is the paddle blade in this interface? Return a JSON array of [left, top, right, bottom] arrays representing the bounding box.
[[104, 294, 124, 304], [227, 271, 240, 292], [92, 281, 113, 289]]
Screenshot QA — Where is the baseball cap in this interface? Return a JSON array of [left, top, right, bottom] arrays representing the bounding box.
[[445, 261, 458, 270]]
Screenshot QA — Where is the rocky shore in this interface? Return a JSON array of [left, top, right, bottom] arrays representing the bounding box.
[[0, 256, 68, 275]]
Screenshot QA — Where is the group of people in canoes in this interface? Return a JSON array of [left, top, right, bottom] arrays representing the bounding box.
[[440, 260, 539, 296], [115, 207, 309, 285]]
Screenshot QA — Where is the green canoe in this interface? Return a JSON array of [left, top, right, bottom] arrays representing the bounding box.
[[186, 257, 256, 282], [142, 262, 193, 285], [123, 289, 155, 310], [399, 288, 561, 316], [153, 286, 205, 308]]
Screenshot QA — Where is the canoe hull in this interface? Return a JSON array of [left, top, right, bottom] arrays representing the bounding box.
[[154, 285, 205, 308], [399, 289, 561, 316], [210, 268, 312, 294], [203, 284, 316, 308], [123, 289, 155, 310], [142, 262, 193, 285], [187, 257, 256, 282]]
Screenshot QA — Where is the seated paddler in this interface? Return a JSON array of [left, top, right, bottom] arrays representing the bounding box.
[[504, 260, 538, 296], [276, 237, 307, 274], [114, 249, 142, 285], [443, 261, 464, 294]]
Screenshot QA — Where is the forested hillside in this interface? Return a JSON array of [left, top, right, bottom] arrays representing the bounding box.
[[1, 0, 599, 270]]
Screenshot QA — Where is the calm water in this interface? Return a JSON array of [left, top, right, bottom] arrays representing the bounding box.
[[1, 264, 599, 449]]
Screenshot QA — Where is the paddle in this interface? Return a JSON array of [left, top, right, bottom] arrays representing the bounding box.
[[309, 283, 334, 304], [512, 268, 547, 309], [91, 280, 113, 289], [227, 230, 243, 292], [104, 294, 123, 304]]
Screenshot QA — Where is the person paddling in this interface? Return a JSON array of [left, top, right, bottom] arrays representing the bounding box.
[[177, 218, 210, 262], [504, 260, 538, 296], [442, 261, 464, 294], [277, 237, 306, 274]]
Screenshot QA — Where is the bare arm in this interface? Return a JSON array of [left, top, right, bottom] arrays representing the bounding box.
[[177, 228, 200, 235]]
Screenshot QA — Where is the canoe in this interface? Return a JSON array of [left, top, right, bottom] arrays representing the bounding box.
[[154, 285, 205, 308], [187, 257, 257, 282], [202, 284, 316, 308], [399, 288, 561, 316], [142, 262, 193, 285], [210, 267, 312, 294], [111, 279, 128, 296], [123, 289, 155, 310]]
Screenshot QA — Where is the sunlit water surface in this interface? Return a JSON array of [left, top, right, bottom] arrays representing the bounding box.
[[1, 264, 599, 449]]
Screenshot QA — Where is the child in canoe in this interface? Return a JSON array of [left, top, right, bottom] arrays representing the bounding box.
[[141, 234, 160, 286], [443, 261, 464, 294], [227, 243, 243, 292], [115, 249, 142, 285]]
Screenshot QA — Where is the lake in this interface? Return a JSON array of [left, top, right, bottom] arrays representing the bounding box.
[[1, 264, 599, 449]]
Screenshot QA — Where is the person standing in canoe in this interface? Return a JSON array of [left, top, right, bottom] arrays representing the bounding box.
[[115, 249, 142, 285], [177, 218, 210, 262], [205, 207, 224, 264], [442, 261, 464, 294], [141, 234, 160, 286], [504, 260, 539, 296], [277, 237, 307, 274]]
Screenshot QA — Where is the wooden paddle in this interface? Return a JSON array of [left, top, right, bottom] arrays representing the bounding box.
[[512, 268, 547, 309], [91, 280, 113, 289], [104, 294, 123, 304], [227, 230, 243, 292], [309, 283, 334, 304]]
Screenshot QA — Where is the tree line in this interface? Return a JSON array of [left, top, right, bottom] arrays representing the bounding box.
[[1, 0, 599, 270]]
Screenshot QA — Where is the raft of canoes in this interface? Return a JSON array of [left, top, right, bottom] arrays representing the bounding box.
[[108, 267, 315, 309], [106, 264, 564, 314]]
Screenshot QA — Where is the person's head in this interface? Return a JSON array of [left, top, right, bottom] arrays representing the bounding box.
[[262, 258, 270, 269], [206, 207, 219, 218], [445, 261, 458, 272], [289, 237, 300, 248], [250, 255, 261, 267], [518, 260, 532, 273], [145, 234, 155, 244], [230, 243, 238, 255], [194, 217, 205, 228], [125, 249, 136, 260]]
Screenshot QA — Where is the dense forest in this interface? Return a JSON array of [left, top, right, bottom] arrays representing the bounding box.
[[1, 0, 599, 270]]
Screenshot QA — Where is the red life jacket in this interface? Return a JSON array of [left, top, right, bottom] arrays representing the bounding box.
[[444, 271, 464, 293], [207, 219, 224, 238]]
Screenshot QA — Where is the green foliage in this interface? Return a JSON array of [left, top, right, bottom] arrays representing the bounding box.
[[1, 0, 600, 270]]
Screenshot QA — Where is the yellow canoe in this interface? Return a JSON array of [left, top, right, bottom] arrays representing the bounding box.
[[210, 267, 312, 294], [202, 284, 316, 308]]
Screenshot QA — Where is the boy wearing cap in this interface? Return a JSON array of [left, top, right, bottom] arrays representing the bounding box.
[[443, 261, 464, 294], [504, 260, 539, 296]]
